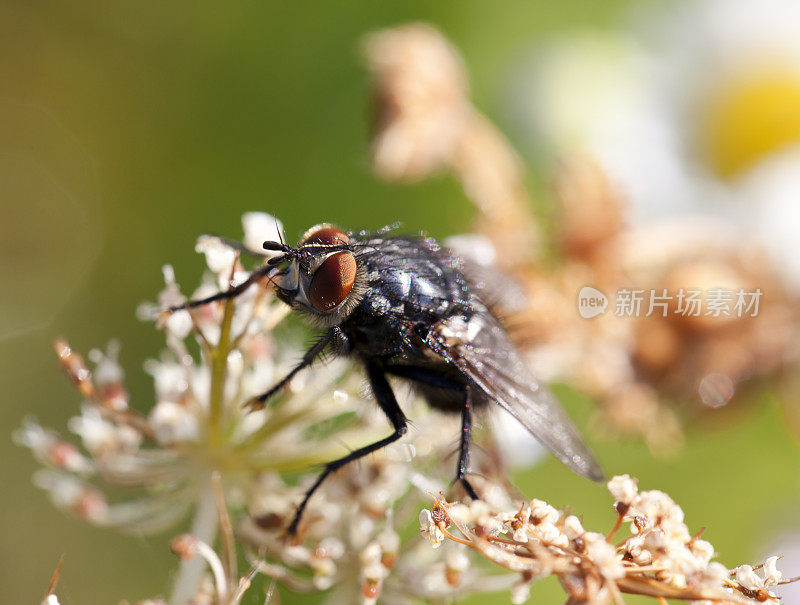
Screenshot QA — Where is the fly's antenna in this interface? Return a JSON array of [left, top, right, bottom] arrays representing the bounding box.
[[261, 218, 292, 266], [263, 240, 293, 253], [263, 240, 298, 265], [275, 217, 286, 247]]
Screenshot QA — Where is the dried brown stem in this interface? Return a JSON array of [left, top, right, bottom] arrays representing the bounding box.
[[43, 553, 65, 599], [54, 339, 156, 441]]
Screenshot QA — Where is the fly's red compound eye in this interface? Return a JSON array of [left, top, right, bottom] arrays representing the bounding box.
[[308, 251, 357, 312], [300, 225, 350, 247]]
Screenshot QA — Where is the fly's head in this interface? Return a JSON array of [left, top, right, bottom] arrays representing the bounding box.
[[264, 224, 365, 327]]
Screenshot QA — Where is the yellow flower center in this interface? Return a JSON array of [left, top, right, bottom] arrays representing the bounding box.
[[699, 65, 800, 178]]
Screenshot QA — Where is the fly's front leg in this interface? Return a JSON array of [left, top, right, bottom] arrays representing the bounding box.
[[244, 328, 337, 411], [287, 362, 408, 535], [162, 264, 274, 314]]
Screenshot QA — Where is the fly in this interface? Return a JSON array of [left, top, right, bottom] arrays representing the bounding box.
[[166, 223, 603, 534]]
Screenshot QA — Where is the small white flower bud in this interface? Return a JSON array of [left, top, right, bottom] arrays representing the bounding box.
[[311, 557, 337, 590], [704, 561, 729, 583], [564, 515, 585, 539], [734, 564, 763, 590], [586, 536, 624, 579], [149, 401, 200, 444], [88, 342, 124, 386], [607, 474, 638, 505], [165, 310, 193, 339], [536, 522, 565, 547], [510, 577, 532, 604], [362, 561, 388, 582], [195, 235, 237, 275], [317, 537, 345, 560], [643, 528, 667, 551], [171, 534, 200, 559], [762, 555, 785, 585], [359, 542, 382, 568], [419, 509, 444, 548], [626, 535, 652, 565], [512, 527, 529, 543], [445, 543, 470, 573], [530, 499, 559, 525], [447, 503, 472, 525], [377, 527, 399, 555], [690, 539, 715, 565]]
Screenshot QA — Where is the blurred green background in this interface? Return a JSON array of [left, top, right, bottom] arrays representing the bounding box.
[[1, 1, 798, 603]]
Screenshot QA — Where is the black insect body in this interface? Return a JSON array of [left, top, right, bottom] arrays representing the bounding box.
[[170, 224, 603, 534]]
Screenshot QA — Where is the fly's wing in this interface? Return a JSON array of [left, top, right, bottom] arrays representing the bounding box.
[[427, 312, 603, 481], [458, 258, 529, 315]]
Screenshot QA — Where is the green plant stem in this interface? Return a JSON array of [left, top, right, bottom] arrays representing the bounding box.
[[208, 298, 235, 449]]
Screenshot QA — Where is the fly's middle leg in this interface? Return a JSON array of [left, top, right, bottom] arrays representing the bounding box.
[[384, 365, 480, 501], [286, 362, 408, 535]]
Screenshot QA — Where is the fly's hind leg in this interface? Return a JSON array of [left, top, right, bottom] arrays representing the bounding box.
[[456, 386, 479, 500], [384, 365, 479, 500]]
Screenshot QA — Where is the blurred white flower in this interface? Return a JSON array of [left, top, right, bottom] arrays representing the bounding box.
[[513, 0, 800, 289], [195, 235, 237, 276], [489, 406, 546, 469], [242, 212, 284, 253]]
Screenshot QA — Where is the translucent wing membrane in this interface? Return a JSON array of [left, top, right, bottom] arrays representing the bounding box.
[[428, 311, 603, 481]]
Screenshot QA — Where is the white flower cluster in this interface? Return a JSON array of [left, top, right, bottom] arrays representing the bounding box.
[[16, 213, 302, 535], [18, 212, 523, 604], [420, 474, 794, 604], [609, 475, 721, 587], [612, 474, 792, 602]]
